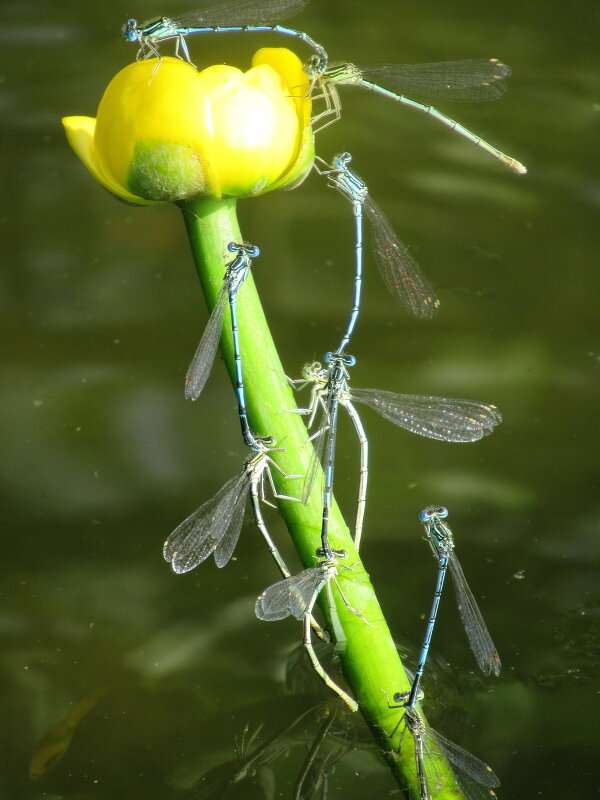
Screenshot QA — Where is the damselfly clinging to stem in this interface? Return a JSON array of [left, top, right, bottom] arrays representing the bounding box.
[[185, 241, 255, 404], [291, 358, 502, 551], [185, 241, 262, 452], [255, 553, 362, 711], [308, 57, 526, 174], [389, 701, 500, 800], [313, 352, 357, 561], [163, 434, 299, 576]]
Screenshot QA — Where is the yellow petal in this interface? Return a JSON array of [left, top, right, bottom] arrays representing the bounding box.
[[251, 48, 315, 192], [62, 115, 157, 205], [252, 47, 312, 130], [197, 61, 305, 196], [94, 58, 213, 202]]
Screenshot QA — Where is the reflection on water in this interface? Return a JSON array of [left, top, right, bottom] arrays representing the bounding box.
[[27, 637, 462, 798], [28, 663, 383, 799], [1, 0, 598, 797]]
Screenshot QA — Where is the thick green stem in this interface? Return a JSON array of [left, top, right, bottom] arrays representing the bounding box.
[[179, 196, 463, 799]]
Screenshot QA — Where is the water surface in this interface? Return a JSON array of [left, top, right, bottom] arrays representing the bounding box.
[[0, 0, 598, 797]]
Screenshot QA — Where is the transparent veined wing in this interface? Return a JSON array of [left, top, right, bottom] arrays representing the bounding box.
[[423, 725, 500, 798], [213, 476, 252, 568], [363, 194, 440, 319], [358, 59, 512, 103], [171, 0, 309, 28], [399, 708, 499, 800], [302, 406, 330, 505], [350, 388, 502, 442], [448, 552, 501, 676], [164, 470, 248, 573], [185, 282, 228, 400], [255, 566, 330, 621]]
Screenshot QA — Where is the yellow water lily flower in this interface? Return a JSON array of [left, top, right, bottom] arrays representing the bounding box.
[[63, 48, 314, 205]]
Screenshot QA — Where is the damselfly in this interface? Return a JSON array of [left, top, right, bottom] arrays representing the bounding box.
[[164, 435, 299, 577], [307, 353, 358, 560], [315, 156, 363, 353], [308, 57, 526, 174], [255, 556, 361, 711], [386, 506, 501, 795], [227, 242, 262, 450], [402, 506, 452, 709], [418, 505, 501, 677], [391, 703, 500, 800], [317, 152, 439, 321], [123, 0, 327, 69], [291, 357, 502, 550], [185, 242, 257, 407]]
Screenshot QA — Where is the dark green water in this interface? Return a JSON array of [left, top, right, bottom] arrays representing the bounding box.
[[1, 0, 598, 798]]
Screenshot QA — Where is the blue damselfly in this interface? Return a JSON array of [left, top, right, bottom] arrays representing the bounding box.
[[123, 0, 327, 68], [291, 358, 502, 550], [418, 505, 501, 677], [317, 152, 439, 322]]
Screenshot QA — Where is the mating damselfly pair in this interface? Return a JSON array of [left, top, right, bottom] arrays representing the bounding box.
[[123, 0, 526, 175]]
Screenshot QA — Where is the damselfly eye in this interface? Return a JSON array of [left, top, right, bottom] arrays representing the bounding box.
[[122, 20, 138, 41], [419, 509, 431, 523], [307, 54, 321, 74]]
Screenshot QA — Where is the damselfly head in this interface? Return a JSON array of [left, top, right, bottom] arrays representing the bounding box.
[[305, 54, 325, 79], [324, 351, 355, 367], [301, 361, 321, 380], [419, 505, 449, 524], [227, 241, 260, 258], [316, 546, 347, 562], [392, 687, 424, 704], [122, 19, 139, 42], [332, 152, 352, 171]]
